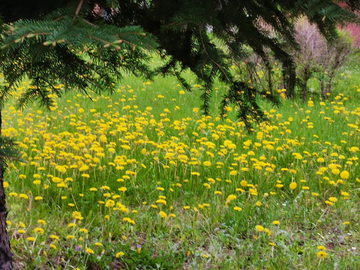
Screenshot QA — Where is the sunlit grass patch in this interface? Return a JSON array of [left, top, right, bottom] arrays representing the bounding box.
[[3, 71, 360, 269]]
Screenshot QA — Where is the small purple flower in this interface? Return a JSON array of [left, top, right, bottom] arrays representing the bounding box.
[[137, 245, 142, 249], [75, 245, 80, 251]]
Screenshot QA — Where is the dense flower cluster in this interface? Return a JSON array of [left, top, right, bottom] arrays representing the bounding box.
[[3, 78, 359, 267]]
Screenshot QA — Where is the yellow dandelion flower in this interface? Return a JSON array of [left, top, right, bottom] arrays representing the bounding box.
[[33, 227, 44, 234], [203, 161, 211, 167], [37, 220, 46, 225], [80, 228, 88, 233], [123, 217, 135, 224], [56, 165, 67, 173], [52, 177, 61, 183], [72, 211, 83, 220], [317, 251, 327, 259], [255, 225, 265, 232], [116, 251, 125, 258], [340, 170, 349, 179], [50, 235, 59, 240], [159, 211, 167, 218], [226, 194, 237, 202], [19, 194, 29, 200], [85, 247, 95, 254], [229, 170, 237, 176], [79, 165, 89, 171], [204, 183, 211, 189], [325, 201, 334, 206], [105, 200, 115, 207], [289, 182, 297, 190], [156, 199, 167, 205]]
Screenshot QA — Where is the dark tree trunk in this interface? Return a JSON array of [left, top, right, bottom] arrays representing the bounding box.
[[0, 110, 12, 270], [302, 68, 310, 102], [0, 170, 12, 270], [302, 82, 307, 102], [283, 59, 296, 98], [321, 77, 326, 99], [326, 68, 336, 96], [245, 63, 255, 88]]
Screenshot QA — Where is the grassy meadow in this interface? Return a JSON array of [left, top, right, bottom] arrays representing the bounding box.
[[3, 57, 360, 269]]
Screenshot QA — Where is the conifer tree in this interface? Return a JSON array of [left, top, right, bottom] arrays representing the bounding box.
[[1, 0, 360, 123], [0, 1, 360, 268]]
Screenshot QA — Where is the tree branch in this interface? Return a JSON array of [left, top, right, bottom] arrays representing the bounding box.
[[74, 0, 84, 21]]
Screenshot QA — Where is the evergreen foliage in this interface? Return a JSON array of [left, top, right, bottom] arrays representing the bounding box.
[[0, 0, 359, 125], [0, 136, 19, 170], [0, 7, 157, 110]]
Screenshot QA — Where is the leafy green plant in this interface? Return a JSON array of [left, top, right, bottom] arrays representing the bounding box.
[[119, 244, 185, 270]]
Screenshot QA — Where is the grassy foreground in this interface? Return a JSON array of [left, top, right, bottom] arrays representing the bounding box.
[[2, 64, 360, 269]]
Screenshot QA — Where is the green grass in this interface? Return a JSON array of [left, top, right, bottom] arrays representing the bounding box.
[[3, 61, 360, 269]]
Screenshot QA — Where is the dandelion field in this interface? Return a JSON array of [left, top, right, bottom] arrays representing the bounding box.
[[3, 59, 360, 269]]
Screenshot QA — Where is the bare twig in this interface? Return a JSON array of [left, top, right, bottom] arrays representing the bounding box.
[[74, 0, 85, 21]]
